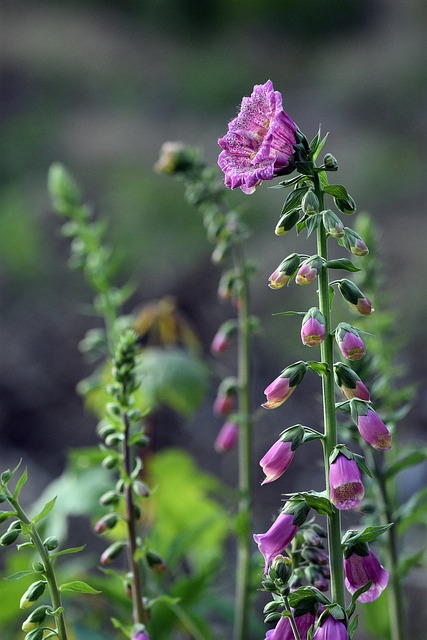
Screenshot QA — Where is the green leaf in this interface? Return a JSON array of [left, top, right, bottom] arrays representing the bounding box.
[[348, 614, 359, 639], [342, 524, 393, 547], [296, 218, 307, 235], [323, 184, 350, 200], [12, 468, 28, 500], [384, 449, 427, 479], [282, 187, 307, 215], [396, 486, 427, 534], [326, 258, 361, 272], [146, 594, 181, 609], [272, 311, 306, 317], [59, 581, 101, 595], [397, 549, 425, 577], [4, 569, 36, 581], [293, 491, 333, 516], [288, 586, 330, 613], [307, 361, 328, 376], [32, 496, 57, 524], [50, 545, 86, 561]]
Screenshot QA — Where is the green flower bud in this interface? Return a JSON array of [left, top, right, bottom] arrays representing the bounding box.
[[133, 481, 150, 498], [24, 628, 44, 640], [301, 189, 319, 214], [335, 193, 356, 214], [0, 510, 13, 524], [323, 153, 338, 170], [146, 550, 167, 574], [32, 561, 45, 573], [20, 581, 47, 609], [94, 514, 118, 535], [0, 491, 8, 503], [100, 541, 125, 565], [48, 163, 81, 214], [0, 528, 20, 546], [102, 455, 119, 470], [99, 490, 121, 507], [275, 208, 300, 235], [22, 605, 48, 632], [43, 537, 59, 551]]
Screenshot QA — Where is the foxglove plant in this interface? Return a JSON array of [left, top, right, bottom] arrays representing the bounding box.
[[217, 79, 396, 639]]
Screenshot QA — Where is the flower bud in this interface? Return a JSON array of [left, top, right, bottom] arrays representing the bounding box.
[[0, 527, 20, 546], [217, 271, 236, 301], [335, 323, 366, 361], [301, 307, 326, 347], [214, 421, 238, 453], [99, 490, 121, 507], [268, 253, 300, 289], [338, 278, 374, 315], [43, 536, 59, 551], [100, 541, 125, 565], [272, 554, 293, 583], [334, 193, 357, 214], [323, 153, 338, 170], [295, 256, 323, 285], [21, 605, 48, 632], [262, 362, 307, 409], [304, 565, 329, 591], [357, 408, 392, 450], [20, 580, 47, 609], [340, 227, 369, 256], [146, 550, 167, 574], [334, 363, 370, 401], [23, 628, 44, 640], [0, 491, 8, 503], [301, 189, 319, 214], [133, 480, 150, 497], [210, 320, 237, 354], [154, 141, 200, 175], [94, 514, 118, 535], [131, 628, 150, 640], [275, 209, 300, 235], [322, 209, 344, 237], [213, 378, 237, 415]]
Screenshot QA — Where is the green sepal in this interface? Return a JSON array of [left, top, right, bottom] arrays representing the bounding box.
[[326, 258, 360, 272], [279, 425, 322, 451], [281, 186, 308, 216], [306, 213, 322, 238], [264, 612, 283, 624], [323, 184, 351, 200]]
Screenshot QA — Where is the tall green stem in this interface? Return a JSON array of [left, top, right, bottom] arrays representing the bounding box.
[[314, 174, 346, 608], [10, 498, 68, 640], [232, 238, 253, 640]]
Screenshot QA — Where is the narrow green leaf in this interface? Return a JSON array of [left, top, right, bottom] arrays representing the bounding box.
[[326, 258, 361, 272], [348, 614, 359, 639], [272, 311, 306, 317], [295, 491, 333, 516], [296, 218, 307, 235], [397, 549, 425, 577], [59, 580, 101, 594], [396, 486, 427, 534], [342, 524, 393, 547], [307, 361, 328, 376], [12, 468, 28, 500], [306, 213, 322, 238], [4, 569, 36, 581], [32, 497, 57, 524], [50, 545, 85, 560]]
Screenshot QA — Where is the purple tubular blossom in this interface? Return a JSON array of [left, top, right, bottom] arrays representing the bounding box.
[[341, 379, 370, 401], [218, 80, 297, 194], [131, 632, 150, 640], [295, 262, 318, 285], [268, 266, 291, 289], [344, 549, 389, 602], [213, 392, 234, 416], [313, 616, 348, 640], [265, 611, 315, 640], [336, 327, 366, 361], [253, 512, 298, 572], [354, 295, 373, 315], [262, 375, 295, 409], [260, 440, 295, 484], [301, 308, 326, 347], [329, 453, 364, 510], [211, 331, 229, 354], [214, 421, 238, 453], [357, 409, 392, 450]]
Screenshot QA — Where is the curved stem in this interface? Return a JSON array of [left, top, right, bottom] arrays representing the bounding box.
[[123, 412, 146, 625], [314, 174, 346, 608], [232, 238, 253, 640], [10, 498, 68, 640]]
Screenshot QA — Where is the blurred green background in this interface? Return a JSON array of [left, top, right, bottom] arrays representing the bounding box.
[[1, 0, 427, 637]]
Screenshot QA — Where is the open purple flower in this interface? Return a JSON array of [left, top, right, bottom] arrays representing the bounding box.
[[313, 616, 348, 640], [357, 408, 392, 450], [344, 548, 389, 602], [262, 362, 307, 409], [266, 611, 315, 640], [329, 453, 364, 510], [218, 80, 297, 194], [260, 440, 294, 484], [253, 512, 298, 572]]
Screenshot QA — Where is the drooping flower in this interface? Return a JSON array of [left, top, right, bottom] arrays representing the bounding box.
[[260, 440, 294, 484], [218, 80, 297, 194], [344, 548, 389, 602], [341, 227, 369, 256], [338, 279, 374, 316], [301, 307, 326, 347], [262, 362, 307, 409], [329, 453, 364, 510], [334, 363, 370, 401], [210, 320, 237, 354], [265, 611, 315, 640], [131, 629, 150, 640], [253, 512, 299, 572], [213, 377, 237, 415], [215, 421, 238, 453], [312, 615, 348, 640], [268, 253, 300, 289], [323, 209, 344, 238], [357, 408, 392, 450], [335, 323, 366, 361]]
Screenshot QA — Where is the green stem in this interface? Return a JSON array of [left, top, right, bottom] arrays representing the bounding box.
[[284, 596, 301, 640], [10, 498, 68, 640], [314, 174, 346, 608], [122, 412, 146, 625], [366, 449, 406, 640], [232, 238, 253, 640]]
